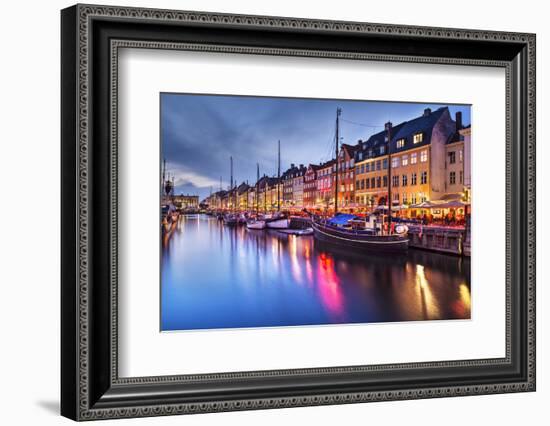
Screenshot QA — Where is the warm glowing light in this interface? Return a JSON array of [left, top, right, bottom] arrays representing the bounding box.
[[316, 253, 345, 318], [459, 283, 471, 307], [415, 265, 428, 288]]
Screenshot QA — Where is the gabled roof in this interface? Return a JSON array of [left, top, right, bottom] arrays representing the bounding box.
[[355, 122, 406, 161], [354, 106, 451, 160], [306, 163, 321, 173], [318, 159, 335, 170], [390, 107, 448, 152]]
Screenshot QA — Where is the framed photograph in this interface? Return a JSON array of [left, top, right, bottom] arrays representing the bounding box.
[[61, 4, 536, 421]]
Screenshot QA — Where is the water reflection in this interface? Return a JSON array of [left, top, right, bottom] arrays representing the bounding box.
[[161, 214, 471, 331]]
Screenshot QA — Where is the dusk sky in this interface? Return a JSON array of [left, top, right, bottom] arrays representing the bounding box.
[[161, 93, 471, 201]]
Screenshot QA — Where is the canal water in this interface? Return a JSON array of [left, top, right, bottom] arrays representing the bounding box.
[[161, 214, 471, 331]]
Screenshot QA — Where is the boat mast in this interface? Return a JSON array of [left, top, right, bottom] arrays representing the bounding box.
[[162, 158, 166, 201], [334, 108, 341, 215], [277, 140, 281, 212], [256, 163, 259, 214], [387, 124, 392, 234], [230, 156, 234, 213]]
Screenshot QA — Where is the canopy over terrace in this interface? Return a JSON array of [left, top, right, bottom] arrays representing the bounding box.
[[409, 199, 469, 209]]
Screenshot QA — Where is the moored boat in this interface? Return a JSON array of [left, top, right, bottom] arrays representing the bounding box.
[[246, 219, 266, 230], [223, 213, 238, 226], [311, 214, 408, 253], [266, 218, 290, 229]]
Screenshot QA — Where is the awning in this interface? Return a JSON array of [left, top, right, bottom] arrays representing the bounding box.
[[328, 213, 357, 225]]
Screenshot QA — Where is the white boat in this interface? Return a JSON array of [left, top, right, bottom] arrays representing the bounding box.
[[246, 219, 266, 230], [266, 218, 290, 229], [276, 227, 313, 236]]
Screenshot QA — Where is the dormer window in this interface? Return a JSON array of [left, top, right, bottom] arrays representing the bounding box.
[[380, 146, 386, 154], [413, 132, 424, 144], [396, 138, 405, 149]]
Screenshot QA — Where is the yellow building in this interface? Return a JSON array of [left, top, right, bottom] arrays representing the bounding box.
[[353, 107, 466, 217]]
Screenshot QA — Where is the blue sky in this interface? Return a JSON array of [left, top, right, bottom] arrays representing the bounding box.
[[161, 93, 471, 201]]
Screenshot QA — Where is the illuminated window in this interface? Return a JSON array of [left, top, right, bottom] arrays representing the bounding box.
[[392, 157, 400, 168], [402, 155, 408, 166], [403, 193, 408, 204], [413, 133, 423, 144], [420, 150, 428, 162], [410, 152, 417, 164], [392, 175, 399, 187], [396, 138, 405, 149]]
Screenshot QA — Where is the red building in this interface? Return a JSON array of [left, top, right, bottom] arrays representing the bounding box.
[[316, 159, 335, 210], [337, 144, 358, 210], [303, 164, 320, 208]]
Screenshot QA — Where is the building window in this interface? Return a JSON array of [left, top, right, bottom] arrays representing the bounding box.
[[402, 155, 408, 166], [383, 175, 388, 187], [410, 152, 417, 164], [411, 194, 417, 204], [376, 160, 381, 171], [411, 173, 417, 185], [357, 152, 363, 161], [396, 138, 405, 149], [377, 177, 381, 188], [421, 171, 428, 184], [450, 171, 456, 184], [380, 146, 385, 154], [366, 179, 370, 189], [403, 193, 408, 204], [413, 133, 423, 144], [420, 193, 427, 202], [383, 158, 388, 169], [371, 177, 375, 188], [392, 157, 400, 168], [365, 163, 370, 173], [448, 151, 456, 164], [393, 193, 399, 202], [402, 175, 408, 186], [392, 175, 399, 187], [420, 150, 428, 162], [459, 171, 463, 184]]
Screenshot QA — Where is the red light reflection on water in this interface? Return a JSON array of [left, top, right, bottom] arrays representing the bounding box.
[[316, 252, 345, 319]]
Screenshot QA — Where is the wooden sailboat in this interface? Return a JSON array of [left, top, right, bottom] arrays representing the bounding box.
[[246, 163, 267, 230], [223, 156, 238, 226], [266, 140, 290, 229], [311, 108, 409, 252]]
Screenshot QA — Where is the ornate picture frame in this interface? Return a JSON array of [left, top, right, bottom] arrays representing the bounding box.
[[61, 4, 535, 421]]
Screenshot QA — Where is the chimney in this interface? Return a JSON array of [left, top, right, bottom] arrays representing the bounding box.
[[455, 111, 463, 131], [299, 164, 304, 169], [423, 108, 431, 116], [384, 121, 392, 131], [291, 163, 295, 168]]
